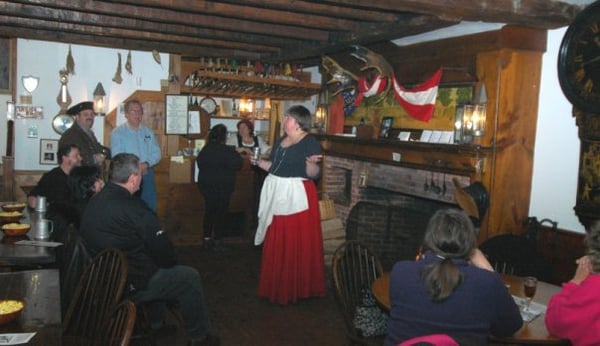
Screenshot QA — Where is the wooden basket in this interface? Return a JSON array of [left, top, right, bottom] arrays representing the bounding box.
[[319, 199, 336, 221]]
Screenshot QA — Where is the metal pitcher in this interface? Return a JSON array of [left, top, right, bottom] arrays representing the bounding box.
[[33, 218, 53, 240]]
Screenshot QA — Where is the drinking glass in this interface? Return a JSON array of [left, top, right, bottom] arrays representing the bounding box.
[[522, 276, 538, 311]]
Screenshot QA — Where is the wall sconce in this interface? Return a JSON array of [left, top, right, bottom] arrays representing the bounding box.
[[454, 83, 487, 144], [93, 82, 106, 115], [239, 97, 254, 117], [21, 75, 39, 104], [471, 84, 487, 137], [314, 87, 328, 133]]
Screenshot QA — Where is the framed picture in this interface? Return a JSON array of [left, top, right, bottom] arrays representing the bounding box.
[[0, 38, 14, 94], [165, 94, 189, 135], [379, 116, 394, 139], [39, 139, 59, 165]]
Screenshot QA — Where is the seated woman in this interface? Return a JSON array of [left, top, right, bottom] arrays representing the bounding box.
[[385, 208, 523, 346], [545, 221, 600, 345], [226, 119, 269, 156]]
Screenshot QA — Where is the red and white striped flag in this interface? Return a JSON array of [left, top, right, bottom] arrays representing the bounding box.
[[354, 75, 388, 106], [392, 69, 443, 122]]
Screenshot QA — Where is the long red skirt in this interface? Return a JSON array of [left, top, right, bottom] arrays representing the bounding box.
[[257, 180, 326, 305]]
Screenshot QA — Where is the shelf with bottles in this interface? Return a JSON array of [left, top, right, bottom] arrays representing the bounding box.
[[181, 60, 320, 100]]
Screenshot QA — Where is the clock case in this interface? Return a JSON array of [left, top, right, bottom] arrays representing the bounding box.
[[557, 0, 600, 114]]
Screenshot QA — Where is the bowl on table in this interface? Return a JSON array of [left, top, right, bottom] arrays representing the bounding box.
[[1, 202, 27, 213], [0, 211, 23, 224], [0, 300, 25, 325], [1, 223, 31, 237]]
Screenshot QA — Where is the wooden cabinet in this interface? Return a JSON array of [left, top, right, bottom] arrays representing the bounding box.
[[573, 109, 600, 229]]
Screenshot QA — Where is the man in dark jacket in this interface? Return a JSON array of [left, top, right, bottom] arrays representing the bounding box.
[[80, 153, 218, 346], [59, 101, 108, 167]]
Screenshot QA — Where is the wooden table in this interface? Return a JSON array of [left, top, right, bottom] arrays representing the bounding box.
[[0, 269, 62, 345], [372, 272, 568, 344], [0, 209, 57, 268]]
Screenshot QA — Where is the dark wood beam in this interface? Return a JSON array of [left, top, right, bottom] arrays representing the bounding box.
[[318, 0, 582, 28], [2, 0, 330, 40], [0, 24, 265, 59], [97, 0, 373, 31]]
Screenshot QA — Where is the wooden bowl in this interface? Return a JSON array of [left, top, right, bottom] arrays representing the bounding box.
[[1, 223, 31, 237], [1, 202, 27, 213], [0, 300, 25, 325], [0, 211, 23, 224]]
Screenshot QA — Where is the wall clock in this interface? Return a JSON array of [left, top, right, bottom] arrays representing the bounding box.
[[557, 1, 600, 113], [52, 113, 74, 134], [199, 96, 217, 116]]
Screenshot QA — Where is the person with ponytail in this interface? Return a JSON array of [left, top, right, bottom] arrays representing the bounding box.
[[385, 208, 522, 345]]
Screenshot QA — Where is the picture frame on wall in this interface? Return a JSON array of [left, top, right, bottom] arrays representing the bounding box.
[[379, 116, 394, 139], [39, 139, 59, 165], [0, 38, 13, 94]]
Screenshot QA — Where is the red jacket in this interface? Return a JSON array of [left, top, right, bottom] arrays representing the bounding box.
[[545, 274, 600, 346]]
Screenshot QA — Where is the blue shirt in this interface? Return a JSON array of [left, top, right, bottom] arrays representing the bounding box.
[[110, 123, 161, 166]]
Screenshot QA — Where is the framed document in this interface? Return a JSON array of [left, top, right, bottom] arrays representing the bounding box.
[[165, 95, 189, 135]]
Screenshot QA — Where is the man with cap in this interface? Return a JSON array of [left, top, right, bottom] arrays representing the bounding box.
[[59, 101, 109, 167]]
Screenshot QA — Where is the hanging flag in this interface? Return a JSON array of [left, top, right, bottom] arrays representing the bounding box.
[[354, 75, 388, 106], [392, 69, 443, 122]]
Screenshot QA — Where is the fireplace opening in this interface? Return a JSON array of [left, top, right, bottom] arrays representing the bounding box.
[[328, 166, 352, 206], [346, 187, 455, 270]]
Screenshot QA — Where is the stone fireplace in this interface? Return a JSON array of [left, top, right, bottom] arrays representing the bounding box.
[[322, 155, 471, 269]]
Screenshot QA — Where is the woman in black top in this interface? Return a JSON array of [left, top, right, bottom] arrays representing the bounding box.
[[196, 124, 243, 249]]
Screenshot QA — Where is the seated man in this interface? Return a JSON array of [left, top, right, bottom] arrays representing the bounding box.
[[27, 144, 81, 222], [80, 153, 218, 346], [27, 143, 82, 211]]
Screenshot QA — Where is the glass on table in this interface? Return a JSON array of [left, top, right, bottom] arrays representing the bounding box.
[[522, 276, 538, 311]]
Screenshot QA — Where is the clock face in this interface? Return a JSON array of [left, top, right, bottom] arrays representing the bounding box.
[[199, 97, 217, 116], [52, 114, 74, 135], [558, 1, 600, 113]]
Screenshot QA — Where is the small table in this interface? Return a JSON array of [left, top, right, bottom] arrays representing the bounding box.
[[0, 208, 57, 268], [0, 269, 62, 345], [372, 273, 568, 344]]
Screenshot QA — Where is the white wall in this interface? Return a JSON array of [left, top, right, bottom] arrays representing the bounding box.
[[11, 39, 168, 170], [530, 28, 584, 233], [3, 32, 586, 232]]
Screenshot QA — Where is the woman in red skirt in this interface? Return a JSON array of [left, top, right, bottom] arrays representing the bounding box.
[[254, 105, 326, 305]]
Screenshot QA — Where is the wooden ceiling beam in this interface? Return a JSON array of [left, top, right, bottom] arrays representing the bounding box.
[[0, 24, 264, 59], [318, 0, 581, 28], [1, 0, 330, 40], [97, 0, 374, 31], [0, 14, 282, 53], [0, 2, 310, 49], [213, 0, 403, 21]]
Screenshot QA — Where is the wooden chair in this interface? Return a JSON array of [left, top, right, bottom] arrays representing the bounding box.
[[56, 225, 92, 317], [332, 241, 385, 346], [63, 248, 128, 341], [480, 234, 552, 282], [102, 300, 137, 346]]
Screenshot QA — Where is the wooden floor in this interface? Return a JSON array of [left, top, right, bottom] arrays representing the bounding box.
[[138, 233, 347, 346]]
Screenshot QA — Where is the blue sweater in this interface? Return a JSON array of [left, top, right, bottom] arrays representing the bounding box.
[[385, 252, 523, 345]]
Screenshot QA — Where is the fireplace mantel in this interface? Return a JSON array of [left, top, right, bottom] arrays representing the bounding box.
[[317, 134, 490, 177]]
